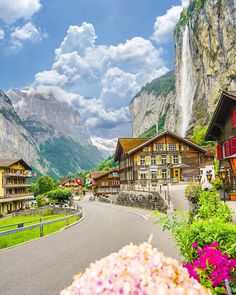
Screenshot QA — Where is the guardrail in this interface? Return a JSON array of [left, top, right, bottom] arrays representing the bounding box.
[[0, 209, 84, 238]]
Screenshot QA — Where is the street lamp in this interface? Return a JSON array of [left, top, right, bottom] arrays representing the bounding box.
[[218, 168, 228, 203], [197, 175, 202, 183]]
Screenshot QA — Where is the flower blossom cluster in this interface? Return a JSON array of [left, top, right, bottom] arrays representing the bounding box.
[[184, 242, 236, 288], [61, 243, 210, 295]]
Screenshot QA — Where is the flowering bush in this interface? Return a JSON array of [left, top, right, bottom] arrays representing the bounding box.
[[185, 182, 202, 204], [184, 242, 236, 293], [61, 243, 210, 294]]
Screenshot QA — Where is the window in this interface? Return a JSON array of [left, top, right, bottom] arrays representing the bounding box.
[[140, 171, 146, 179], [151, 171, 157, 179], [161, 155, 167, 165], [151, 156, 156, 165], [162, 169, 167, 179], [156, 144, 164, 151], [140, 156, 145, 165], [173, 155, 179, 164], [168, 143, 177, 151]]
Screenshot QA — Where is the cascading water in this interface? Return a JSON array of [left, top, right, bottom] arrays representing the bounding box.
[[177, 25, 196, 137]]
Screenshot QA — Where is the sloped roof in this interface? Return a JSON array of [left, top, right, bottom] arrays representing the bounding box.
[[127, 130, 207, 155], [60, 178, 77, 185], [114, 138, 148, 162], [0, 159, 31, 170], [91, 168, 119, 180], [205, 91, 236, 141]]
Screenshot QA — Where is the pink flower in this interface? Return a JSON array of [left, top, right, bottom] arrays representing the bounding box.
[[192, 242, 198, 249]]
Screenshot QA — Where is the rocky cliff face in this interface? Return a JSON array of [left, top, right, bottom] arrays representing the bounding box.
[[1, 87, 103, 177], [130, 0, 236, 137], [175, 0, 236, 135], [130, 72, 176, 137], [0, 90, 49, 173]]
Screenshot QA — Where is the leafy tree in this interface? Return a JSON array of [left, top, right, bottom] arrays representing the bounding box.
[[191, 125, 215, 147], [46, 188, 72, 202], [31, 175, 58, 196]]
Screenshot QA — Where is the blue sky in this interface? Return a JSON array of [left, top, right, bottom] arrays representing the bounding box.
[[0, 0, 189, 149]]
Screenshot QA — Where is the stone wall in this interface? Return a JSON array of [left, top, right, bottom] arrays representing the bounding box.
[[12, 206, 78, 217], [116, 190, 168, 211]]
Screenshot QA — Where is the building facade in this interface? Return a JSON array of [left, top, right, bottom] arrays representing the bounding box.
[[91, 169, 120, 196], [60, 178, 81, 192], [115, 130, 212, 191], [0, 159, 34, 213], [205, 91, 236, 190]]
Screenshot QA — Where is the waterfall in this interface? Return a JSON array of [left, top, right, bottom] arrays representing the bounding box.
[[177, 25, 195, 137]]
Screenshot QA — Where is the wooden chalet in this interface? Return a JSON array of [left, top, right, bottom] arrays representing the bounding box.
[[91, 169, 120, 196], [205, 90, 236, 192], [114, 130, 212, 190], [60, 178, 80, 192]]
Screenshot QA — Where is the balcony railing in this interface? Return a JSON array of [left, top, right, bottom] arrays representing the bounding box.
[[4, 171, 32, 178], [4, 183, 31, 188], [1, 192, 34, 200]]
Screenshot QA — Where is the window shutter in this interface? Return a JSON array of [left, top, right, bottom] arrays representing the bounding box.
[[176, 144, 179, 151], [147, 171, 151, 180], [137, 156, 140, 165], [163, 144, 167, 151], [224, 140, 231, 157], [232, 109, 236, 128], [167, 169, 171, 178], [157, 155, 161, 164], [146, 156, 151, 165], [230, 138, 236, 155], [178, 155, 182, 164], [157, 169, 162, 179], [171, 155, 174, 164], [166, 144, 169, 151], [166, 155, 170, 163], [216, 144, 223, 160], [138, 171, 141, 180], [153, 144, 156, 151]]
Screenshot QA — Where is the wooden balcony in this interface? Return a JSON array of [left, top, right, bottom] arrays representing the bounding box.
[[0, 192, 34, 202], [4, 183, 31, 188]]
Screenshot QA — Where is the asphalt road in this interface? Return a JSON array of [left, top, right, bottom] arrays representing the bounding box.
[[0, 198, 178, 295], [168, 184, 189, 211]]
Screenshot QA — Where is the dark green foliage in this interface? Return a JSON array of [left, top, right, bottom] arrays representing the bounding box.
[[174, 0, 206, 34], [191, 125, 215, 147], [40, 136, 103, 178], [158, 103, 170, 131], [131, 71, 175, 103], [94, 155, 118, 171], [144, 110, 153, 117], [46, 188, 72, 202], [185, 182, 202, 204], [31, 175, 58, 197], [139, 125, 157, 138]]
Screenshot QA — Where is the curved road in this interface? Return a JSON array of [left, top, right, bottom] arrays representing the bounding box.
[[0, 199, 178, 295]]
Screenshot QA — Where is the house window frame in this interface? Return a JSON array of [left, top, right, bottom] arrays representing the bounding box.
[[173, 155, 179, 164], [161, 155, 167, 165], [151, 156, 156, 165], [140, 156, 145, 165], [151, 171, 157, 179], [162, 169, 167, 179], [156, 143, 164, 151], [169, 143, 177, 151]]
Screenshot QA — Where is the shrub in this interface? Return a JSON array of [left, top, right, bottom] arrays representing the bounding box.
[[36, 195, 48, 207], [46, 188, 72, 202], [185, 182, 202, 204], [211, 178, 223, 190], [195, 190, 232, 223], [0, 212, 3, 218], [188, 219, 236, 260]]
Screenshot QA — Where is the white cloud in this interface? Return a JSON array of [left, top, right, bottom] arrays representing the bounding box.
[[55, 23, 97, 57], [35, 70, 68, 86], [0, 0, 41, 24], [0, 28, 4, 40], [101, 67, 140, 109], [152, 6, 183, 44], [181, 0, 191, 8], [10, 22, 43, 51]]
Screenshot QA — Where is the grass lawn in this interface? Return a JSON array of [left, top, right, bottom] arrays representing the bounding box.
[[0, 214, 79, 249]]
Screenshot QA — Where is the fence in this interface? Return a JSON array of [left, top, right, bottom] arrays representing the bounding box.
[[0, 209, 84, 238]]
